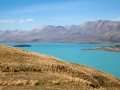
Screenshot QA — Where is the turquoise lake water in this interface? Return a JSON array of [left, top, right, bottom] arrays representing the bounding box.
[[1, 43, 120, 78]]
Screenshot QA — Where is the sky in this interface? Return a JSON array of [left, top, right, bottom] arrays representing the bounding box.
[[0, 0, 120, 30]]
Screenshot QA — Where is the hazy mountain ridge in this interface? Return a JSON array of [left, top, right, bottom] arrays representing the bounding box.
[[0, 20, 120, 43]]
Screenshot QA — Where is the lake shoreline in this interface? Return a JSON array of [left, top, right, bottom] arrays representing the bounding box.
[[1, 43, 120, 78]]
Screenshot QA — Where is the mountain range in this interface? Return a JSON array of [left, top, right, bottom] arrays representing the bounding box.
[[0, 20, 120, 43]]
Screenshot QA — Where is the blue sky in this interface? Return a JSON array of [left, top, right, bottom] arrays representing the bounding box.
[[0, 0, 120, 30]]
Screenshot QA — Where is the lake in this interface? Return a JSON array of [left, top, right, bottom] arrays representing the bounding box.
[[1, 43, 120, 78]]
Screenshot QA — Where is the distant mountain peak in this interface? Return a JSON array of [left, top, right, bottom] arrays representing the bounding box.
[[0, 20, 120, 43]]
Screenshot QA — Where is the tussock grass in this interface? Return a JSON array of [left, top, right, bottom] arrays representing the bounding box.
[[0, 44, 120, 90]]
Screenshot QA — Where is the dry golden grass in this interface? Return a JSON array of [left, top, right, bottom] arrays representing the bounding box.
[[0, 44, 120, 90]]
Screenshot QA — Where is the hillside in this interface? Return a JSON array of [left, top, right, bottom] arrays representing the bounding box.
[[0, 45, 120, 90], [0, 20, 120, 43]]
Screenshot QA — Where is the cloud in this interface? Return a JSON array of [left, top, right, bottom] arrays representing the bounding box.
[[0, 18, 34, 23], [20, 18, 34, 23], [0, 19, 16, 23], [50, 17, 73, 20], [112, 17, 120, 21]]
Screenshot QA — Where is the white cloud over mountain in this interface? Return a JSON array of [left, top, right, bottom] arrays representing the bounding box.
[[0, 19, 16, 23], [20, 19, 34, 23], [112, 17, 120, 21], [50, 17, 73, 20], [0, 19, 34, 23]]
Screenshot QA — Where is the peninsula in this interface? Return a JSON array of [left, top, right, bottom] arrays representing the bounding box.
[[83, 45, 120, 52]]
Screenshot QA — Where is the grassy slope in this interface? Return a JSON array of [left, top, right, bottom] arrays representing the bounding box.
[[0, 44, 120, 90]]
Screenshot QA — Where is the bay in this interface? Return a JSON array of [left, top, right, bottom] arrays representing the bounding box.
[[1, 43, 120, 78]]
